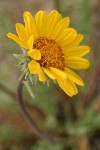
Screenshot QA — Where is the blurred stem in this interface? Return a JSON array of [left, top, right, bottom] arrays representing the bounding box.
[[17, 73, 55, 143], [0, 81, 16, 99], [91, 0, 100, 59], [83, 62, 100, 107], [83, 0, 100, 107], [68, 101, 78, 121], [76, 136, 90, 150], [0, 81, 46, 119]]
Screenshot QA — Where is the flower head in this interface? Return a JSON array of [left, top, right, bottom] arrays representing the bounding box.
[[7, 10, 90, 97]]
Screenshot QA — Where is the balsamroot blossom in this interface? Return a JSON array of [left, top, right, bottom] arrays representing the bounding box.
[[7, 10, 90, 96]]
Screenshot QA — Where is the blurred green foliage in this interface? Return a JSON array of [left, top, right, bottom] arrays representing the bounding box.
[[32, 141, 63, 150], [0, 0, 100, 150], [66, 107, 100, 136]]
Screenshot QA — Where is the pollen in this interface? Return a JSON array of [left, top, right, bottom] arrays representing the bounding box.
[[33, 37, 65, 70]]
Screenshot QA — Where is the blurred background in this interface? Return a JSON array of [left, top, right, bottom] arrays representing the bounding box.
[[0, 0, 100, 150]]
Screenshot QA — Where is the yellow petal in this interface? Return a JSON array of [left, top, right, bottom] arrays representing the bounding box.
[[60, 29, 77, 47], [67, 34, 83, 48], [51, 17, 70, 39], [65, 46, 90, 57], [38, 67, 46, 82], [45, 10, 62, 37], [35, 11, 47, 36], [7, 32, 28, 49], [65, 67, 84, 86], [28, 35, 34, 50], [57, 79, 72, 96], [57, 79, 78, 96], [56, 28, 75, 42], [68, 79, 78, 95], [23, 11, 31, 36], [28, 60, 40, 74], [16, 23, 29, 42], [24, 11, 38, 38], [67, 56, 90, 69], [27, 49, 41, 60], [50, 67, 66, 80], [43, 67, 56, 80]]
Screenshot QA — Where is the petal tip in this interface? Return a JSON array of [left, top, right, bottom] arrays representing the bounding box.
[[7, 32, 13, 38]]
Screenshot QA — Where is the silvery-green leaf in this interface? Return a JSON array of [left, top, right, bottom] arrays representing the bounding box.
[[33, 75, 38, 85], [19, 60, 26, 66], [13, 54, 22, 59], [21, 47, 27, 55], [29, 75, 34, 84], [13, 54, 27, 60], [21, 67, 27, 72], [24, 81, 35, 99], [25, 71, 30, 79]]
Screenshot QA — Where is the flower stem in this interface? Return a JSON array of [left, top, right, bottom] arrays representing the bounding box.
[[17, 73, 55, 143]]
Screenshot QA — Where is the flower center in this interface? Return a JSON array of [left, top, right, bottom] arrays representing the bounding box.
[[33, 37, 65, 70]]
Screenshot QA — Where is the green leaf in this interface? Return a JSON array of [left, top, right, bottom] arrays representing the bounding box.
[[13, 54, 28, 60], [24, 81, 35, 99], [21, 47, 27, 55], [32, 141, 63, 150]]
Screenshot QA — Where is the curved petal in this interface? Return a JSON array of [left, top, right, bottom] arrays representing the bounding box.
[[64, 46, 90, 57], [27, 49, 41, 60], [16, 23, 29, 42], [68, 79, 78, 95], [43, 67, 56, 80], [7, 32, 28, 49], [50, 67, 67, 80], [56, 28, 74, 43], [35, 11, 47, 36], [38, 67, 46, 82], [23, 11, 38, 38], [66, 56, 90, 69], [51, 17, 70, 39], [28, 35, 34, 50], [60, 29, 77, 47], [28, 60, 40, 74], [57, 79, 78, 97], [45, 10, 62, 37], [67, 34, 83, 48], [23, 11, 30, 36], [65, 67, 84, 86]]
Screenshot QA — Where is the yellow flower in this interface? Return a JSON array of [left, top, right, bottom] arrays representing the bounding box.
[[7, 10, 90, 97]]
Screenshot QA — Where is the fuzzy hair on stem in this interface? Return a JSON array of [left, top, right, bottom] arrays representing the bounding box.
[[17, 73, 55, 143]]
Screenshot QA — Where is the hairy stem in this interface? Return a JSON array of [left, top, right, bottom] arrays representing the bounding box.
[[17, 73, 55, 143], [83, 62, 100, 107], [0, 80, 46, 119]]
